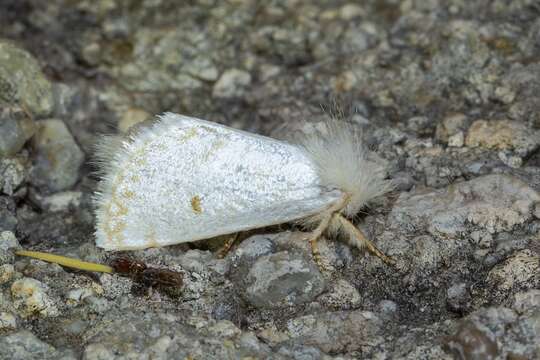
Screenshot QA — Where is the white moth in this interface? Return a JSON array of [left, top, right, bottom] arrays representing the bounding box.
[[94, 113, 393, 267]]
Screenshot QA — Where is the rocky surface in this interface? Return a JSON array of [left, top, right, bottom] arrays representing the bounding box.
[[1, 1, 540, 359]]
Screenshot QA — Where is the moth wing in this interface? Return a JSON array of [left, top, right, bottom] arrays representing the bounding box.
[[95, 113, 343, 250]]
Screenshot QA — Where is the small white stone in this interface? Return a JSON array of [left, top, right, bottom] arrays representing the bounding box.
[[340, 4, 365, 20], [0, 264, 15, 285], [534, 202, 540, 220], [212, 69, 251, 98], [118, 108, 151, 133], [0, 231, 20, 251], [36, 191, 82, 212], [208, 320, 242, 338], [447, 131, 464, 147], [0, 312, 17, 330], [11, 277, 59, 318], [498, 150, 523, 168], [66, 288, 95, 305]]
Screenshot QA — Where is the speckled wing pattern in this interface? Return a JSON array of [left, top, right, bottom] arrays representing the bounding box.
[[95, 113, 343, 250]]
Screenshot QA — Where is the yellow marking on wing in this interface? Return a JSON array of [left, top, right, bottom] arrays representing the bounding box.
[[122, 190, 135, 199], [178, 127, 198, 143], [202, 139, 226, 162], [191, 195, 202, 214], [144, 228, 159, 248]]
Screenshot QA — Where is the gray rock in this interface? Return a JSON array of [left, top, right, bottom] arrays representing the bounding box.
[[0, 107, 35, 157], [389, 174, 540, 237], [317, 279, 362, 310], [0, 41, 54, 117], [0, 331, 59, 360], [212, 69, 252, 98], [446, 282, 472, 313], [250, 26, 311, 66], [0, 230, 20, 251], [512, 289, 540, 315], [466, 119, 540, 157], [11, 277, 59, 318], [435, 113, 468, 143], [480, 249, 540, 306], [285, 310, 383, 353], [30, 190, 82, 212], [0, 311, 17, 330], [245, 251, 326, 308], [276, 344, 327, 360], [377, 300, 399, 318], [533, 202, 540, 220], [0, 197, 18, 232], [30, 119, 85, 192], [444, 306, 538, 360], [104, 28, 212, 92], [0, 155, 27, 195], [0, 263, 15, 284], [81, 311, 272, 359], [229, 233, 277, 266]]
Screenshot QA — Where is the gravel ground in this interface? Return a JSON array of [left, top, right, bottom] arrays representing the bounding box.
[[1, 1, 540, 359]]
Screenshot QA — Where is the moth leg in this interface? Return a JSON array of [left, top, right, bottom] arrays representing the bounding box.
[[307, 196, 351, 271], [306, 212, 335, 271], [217, 233, 239, 259], [335, 214, 395, 265]]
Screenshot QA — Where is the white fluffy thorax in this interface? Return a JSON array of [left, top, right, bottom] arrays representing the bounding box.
[[295, 119, 393, 218]]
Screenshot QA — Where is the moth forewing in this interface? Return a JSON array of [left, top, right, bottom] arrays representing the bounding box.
[[94, 113, 343, 251]]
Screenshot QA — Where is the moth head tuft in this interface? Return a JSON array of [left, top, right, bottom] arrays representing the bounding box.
[[296, 119, 393, 217]]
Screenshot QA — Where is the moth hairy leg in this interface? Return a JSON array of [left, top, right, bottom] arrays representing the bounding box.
[[307, 211, 335, 272], [305, 195, 350, 271], [334, 213, 395, 265], [217, 233, 239, 259]]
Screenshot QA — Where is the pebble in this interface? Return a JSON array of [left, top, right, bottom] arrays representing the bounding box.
[[0, 311, 17, 330], [483, 249, 540, 301], [31, 190, 82, 212], [447, 131, 464, 147], [0, 197, 18, 232], [11, 277, 59, 318], [465, 119, 540, 157], [0, 41, 54, 117], [446, 282, 471, 313], [317, 279, 362, 310], [444, 320, 499, 360], [339, 4, 365, 20], [285, 310, 383, 353], [0, 331, 60, 360], [0, 230, 20, 264], [0, 156, 27, 195], [244, 250, 326, 308], [435, 113, 467, 143], [66, 288, 95, 306], [0, 230, 20, 250], [0, 263, 15, 284], [378, 300, 398, 317], [498, 150, 523, 168], [212, 69, 252, 98], [512, 289, 540, 314], [30, 119, 85, 192], [117, 108, 151, 133], [0, 107, 35, 157], [534, 203, 540, 220], [389, 174, 540, 237]]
